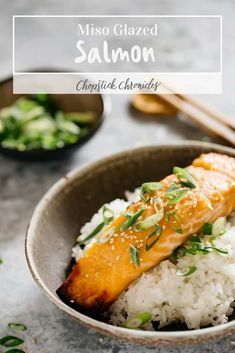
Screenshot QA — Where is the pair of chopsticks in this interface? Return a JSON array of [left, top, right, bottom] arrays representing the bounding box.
[[150, 86, 235, 147]]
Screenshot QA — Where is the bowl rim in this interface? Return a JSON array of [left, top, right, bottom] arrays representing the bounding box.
[[25, 141, 235, 345]]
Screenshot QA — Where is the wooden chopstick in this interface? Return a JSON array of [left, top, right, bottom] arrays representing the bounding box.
[[156, 91, 235, 146], [163, 85, 235, 131]]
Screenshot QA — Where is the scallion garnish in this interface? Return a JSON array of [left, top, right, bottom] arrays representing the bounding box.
[[8, 323, 27, 332], [141, 182, 162, 194], [176, 266, 197, 276], [121, 208, 145, 230], [130, 244, 140, 266], [202, 223, 212, 235], [212, 217, 226, 237], [78, 221, 105, 244], [204, 246, 229, 255], [173, 167, 197, 189], [171, 246, 187, 261], [132, 198, 163, 232], [171, 229, 229, 262], [165, 184, 189, 204], [102, 205, 114, 225], [134, 212, 163, 231], [78, 205, 114, 244], [141, 182, 162, 201], [4, 349, 26, 353], [201, 194, 213, 210], [189, 235, 201, 243], [0, 257, 3, 264], [121, 211, 134, 218], [153, 196, 164, 216], [166, 212, 183, 234], [124, 312, 152, 329], [145, 226, 163, 251], [0, 336, 24, 347]]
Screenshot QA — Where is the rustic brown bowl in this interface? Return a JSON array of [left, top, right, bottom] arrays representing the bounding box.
[[25, 141, 235, 346]]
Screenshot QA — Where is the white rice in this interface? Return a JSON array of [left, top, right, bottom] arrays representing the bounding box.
[[72, 190, 235, 330]]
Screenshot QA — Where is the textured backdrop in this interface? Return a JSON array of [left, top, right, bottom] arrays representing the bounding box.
[[0, 1, 235, 352]]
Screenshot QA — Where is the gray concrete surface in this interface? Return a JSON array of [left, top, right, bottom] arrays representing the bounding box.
[[0, 0, 235, 352]]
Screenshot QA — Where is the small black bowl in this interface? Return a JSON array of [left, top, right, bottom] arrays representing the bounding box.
[[0, 73, 108, 160]]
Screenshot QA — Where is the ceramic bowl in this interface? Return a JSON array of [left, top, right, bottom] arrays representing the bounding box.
[[0, 73, 108, 159], [25, 141, 235, 345]]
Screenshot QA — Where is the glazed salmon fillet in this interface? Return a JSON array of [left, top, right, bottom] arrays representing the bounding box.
[[57, 153, 235, 312]]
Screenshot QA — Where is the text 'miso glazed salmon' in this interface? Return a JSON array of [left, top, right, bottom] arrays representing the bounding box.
[[57, 153, 235, 313]]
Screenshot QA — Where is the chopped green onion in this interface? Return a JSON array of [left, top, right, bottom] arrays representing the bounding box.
[[141, 182, 162, 202], [212, 217, 226, 237], [0, 336, 24, 347], [133, 198, 163, 232], [133, 215, 156, 231], [65, 111, 96, 125], [0, 257, 3, 264], [124, 312, 152, 329], [34, 93, 49, 104], [189, 235, 202, 244], [171, 246, 187, 262], [166, 183, 179, 193], [186, 245, 208, 255], [201, 194, 213, 210], [166, 212, 183, 234], [202, 223, 212, 235], [121, 208, 145, 230], [137, 214, 158, 231], [205, 246, 228, 255], [78, 205, 114, 244], [165, 185, 189, 204], [153, 196, 164, 216], [78, 221, 104, 244], [102, 205, 114, 225], [173, 232, 229, 262], [176, 266, 197, 276], [173, 167, 197, 189], [4, 349, 26, 353], [141, 182, 162, 194], [145, 226, 163, 251], [130, 244, 140, 267], [0, 95, 95, 152], [135, 213, 163, 231], [8, 323, 27, 332], [121, 211, 135, 218]]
